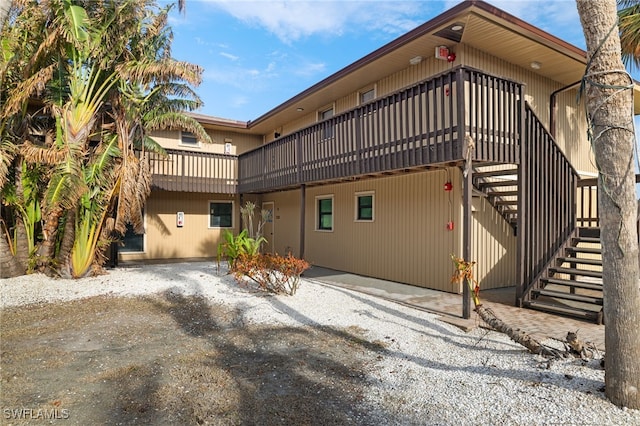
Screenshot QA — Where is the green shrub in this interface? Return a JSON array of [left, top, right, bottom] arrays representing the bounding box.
[[216, 229, 266, 271]]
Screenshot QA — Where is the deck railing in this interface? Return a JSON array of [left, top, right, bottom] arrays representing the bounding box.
[[143, 149, 237, 194], [577, 175, 640, 232], [238, 66, 523, 193]]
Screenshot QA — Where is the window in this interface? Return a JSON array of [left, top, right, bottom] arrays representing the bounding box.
[[360, 88, 375, 104], [319, 107, 334, 140], [120, 223, 144, 253], [181, 131, 199, 147], [209, 201, 233, 228], [355, 192, 374, 221], [316, 196, 333, 231]]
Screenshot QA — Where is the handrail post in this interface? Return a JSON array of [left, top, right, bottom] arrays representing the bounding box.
[[296, 133, 302, 184], [457, 67, 473, 319], [299, 184, 306, 259], [463, 160, 473, 319], [516, 99, 526, 307]]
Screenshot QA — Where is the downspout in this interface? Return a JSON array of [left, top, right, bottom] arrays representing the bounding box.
[[549, 81, 581, 139]]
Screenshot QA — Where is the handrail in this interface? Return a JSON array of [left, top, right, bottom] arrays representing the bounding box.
[[141, 148, 238, 194], [238, 66, 524, 193], [518, 103, 579, 304]]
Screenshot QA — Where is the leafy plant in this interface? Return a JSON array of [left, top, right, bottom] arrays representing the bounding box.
[[216, 229, 266, 271], [232, 253, 310, 295], [451, 254, 480, 307], [240, 201, 270, 241]]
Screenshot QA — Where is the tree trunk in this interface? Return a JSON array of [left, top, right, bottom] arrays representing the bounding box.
[[576, 0, 640, 409], [0, 224, 25, 278], [36, 205, 63, 275], [475, 305, 563, 358]]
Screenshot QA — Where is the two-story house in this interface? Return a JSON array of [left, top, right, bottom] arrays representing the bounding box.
[[118, 0, 640, 322]]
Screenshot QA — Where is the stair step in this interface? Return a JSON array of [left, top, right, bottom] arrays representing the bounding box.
[[556, 257, 602, 267], [566, 246, 602, 255], [572, 236, 601, 244], [494, 200, 518, 206], [487, 190, 519, 198], [525, 300, 601, 321], [541, 277, 603, 291], [549, 266, 602, 278], [479, 180, 518, 189], [533, 289, 603, 305], [578, 227, 601, 238], [500, 208, 518, 215], [474, 168, 519, 179]]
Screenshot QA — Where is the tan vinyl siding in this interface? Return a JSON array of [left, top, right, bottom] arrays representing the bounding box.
[[261, 190, 302, 256], [268, 44, 591, 173], [471, 196, 517, 289], [376, 56, 451, 99], [150, 130, 261, 155], [278, 114, 318, 141], [119, 191, 239, 262], [304, 169, 463, 292], [462, 45, 593, 173]]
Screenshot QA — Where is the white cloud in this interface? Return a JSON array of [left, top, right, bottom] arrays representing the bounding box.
[[293, 61, 326, 77], [231, 95, 250, 108], [206, 0, 436, 43], [220, 52, 240, 61]]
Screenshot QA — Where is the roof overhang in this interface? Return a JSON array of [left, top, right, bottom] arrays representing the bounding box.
[[246, 0, 592, 134]]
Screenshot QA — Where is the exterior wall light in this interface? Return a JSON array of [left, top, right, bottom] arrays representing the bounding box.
[[409, 56, 423, 65]]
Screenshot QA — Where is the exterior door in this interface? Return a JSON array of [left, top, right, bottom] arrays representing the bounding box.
[[262, 202, 274, 253]]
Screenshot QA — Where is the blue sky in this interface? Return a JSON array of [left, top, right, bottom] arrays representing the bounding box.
[[165, 0, 639, 141]]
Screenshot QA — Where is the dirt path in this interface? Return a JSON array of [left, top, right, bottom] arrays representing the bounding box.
[[1, 292, 387, 425]]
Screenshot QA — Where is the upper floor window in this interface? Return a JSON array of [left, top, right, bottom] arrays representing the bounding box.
[[360, 88, 375, 104], [319, 107, 334, 140], [209, 201, 233, 228], [181, 131, 199, 147]]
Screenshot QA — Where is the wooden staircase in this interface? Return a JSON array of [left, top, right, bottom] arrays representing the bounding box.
[[472, 164, 605, 324], [526, 227, 603, 324], [473, 165, 519, 232]]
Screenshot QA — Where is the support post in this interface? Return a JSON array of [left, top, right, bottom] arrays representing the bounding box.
[[299, 184, 306, 259], [239, 193, 245, 230], [515, 99, 526, 307], [463, 163, 473, 319]]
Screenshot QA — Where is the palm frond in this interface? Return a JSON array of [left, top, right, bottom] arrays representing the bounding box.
[[20, 141, 68, 165], [117, 59, 203, 86], [618, 2, 640, 69], [86, 134, 120, 188], [1, 64, 55, 117], [0, 138, 18, 188], [140, 135, 167, 155]]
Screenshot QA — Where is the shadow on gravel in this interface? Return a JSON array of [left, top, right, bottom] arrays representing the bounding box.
[[1, 292, 389, 425], [141, 290, 390, 425]]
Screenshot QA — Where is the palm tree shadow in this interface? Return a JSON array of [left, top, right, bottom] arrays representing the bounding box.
[[146, 288, 391, 424]]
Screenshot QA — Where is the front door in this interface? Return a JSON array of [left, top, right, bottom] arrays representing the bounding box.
[[262, 202, 274, 253]]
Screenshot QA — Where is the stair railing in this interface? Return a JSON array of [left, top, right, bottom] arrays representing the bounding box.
[[517, 103, 580, 305]]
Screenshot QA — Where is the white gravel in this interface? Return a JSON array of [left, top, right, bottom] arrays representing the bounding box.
[[2, 261, 639, 425]]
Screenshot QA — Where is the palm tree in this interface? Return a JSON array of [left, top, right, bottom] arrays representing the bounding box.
[[578, 0, 640, 410], [618, 0, 640, 69], [1, 0, 209, 277]]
